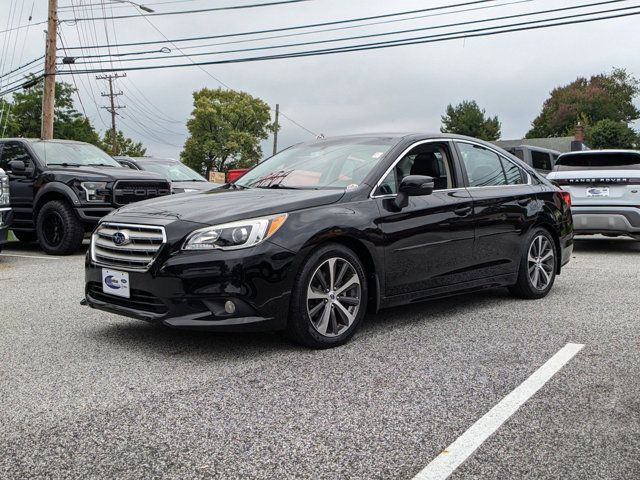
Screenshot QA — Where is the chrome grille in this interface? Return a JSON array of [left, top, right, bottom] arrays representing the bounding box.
[[91, 223, 166, 271]]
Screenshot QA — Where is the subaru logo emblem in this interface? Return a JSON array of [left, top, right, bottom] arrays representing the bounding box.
[[112, 230, 130, 246]]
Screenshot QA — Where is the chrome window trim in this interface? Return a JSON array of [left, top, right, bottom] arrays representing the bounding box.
[[370, 139, 456, 199], [90, 221, 167, 272], [454, 139, 533, 186]]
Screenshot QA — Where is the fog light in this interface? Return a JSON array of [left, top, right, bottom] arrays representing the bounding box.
[[224, 300, 236, 314]]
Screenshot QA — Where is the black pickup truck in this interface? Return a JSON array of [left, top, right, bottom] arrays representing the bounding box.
[[0, 138, 171, 255]]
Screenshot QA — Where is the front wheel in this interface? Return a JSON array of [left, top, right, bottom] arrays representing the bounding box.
[[36, 200, 85, 255], [509, 227, 557, 299], [287, 244, 367, 348]]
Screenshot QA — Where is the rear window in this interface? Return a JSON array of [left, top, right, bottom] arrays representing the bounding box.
[[554, 152, 640, 171]]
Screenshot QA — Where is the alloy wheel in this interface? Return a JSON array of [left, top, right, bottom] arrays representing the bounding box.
[[306, 257, 361, 337], [527, 235, 555, 291], [42, 211, 65, 247]]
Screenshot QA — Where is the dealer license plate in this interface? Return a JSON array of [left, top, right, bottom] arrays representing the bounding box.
[[102, 268, 130, 298], [586, 187, 609, 197]]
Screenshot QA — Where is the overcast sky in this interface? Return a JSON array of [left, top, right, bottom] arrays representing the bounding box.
[[2, 0, 640, 159]]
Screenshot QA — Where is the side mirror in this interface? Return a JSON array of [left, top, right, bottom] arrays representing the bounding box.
[[9, 160, 27, 175], [394, 175, 434, 209]]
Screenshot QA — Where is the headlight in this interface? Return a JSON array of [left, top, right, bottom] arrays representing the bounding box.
[[81, 181, 109, 202], [182, 213, 288, 251], [0, 174, 9, 207]]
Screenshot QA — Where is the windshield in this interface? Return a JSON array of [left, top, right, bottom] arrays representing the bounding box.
[[235, 137, 397, 189], [138, 160, 207, 181], [32, 142, 121, 167], [554, 152, 640, 171]]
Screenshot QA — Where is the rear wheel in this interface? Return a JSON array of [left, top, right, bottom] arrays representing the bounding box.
[[287, 244, 367, 348], [36, 200, 85, 255], [12, 230, 37, 243], [509, 227, 557, 299]]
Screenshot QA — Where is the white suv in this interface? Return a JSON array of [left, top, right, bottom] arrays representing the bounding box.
[[548, 150, 640, 240]]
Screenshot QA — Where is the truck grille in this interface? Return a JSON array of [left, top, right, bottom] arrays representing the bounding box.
[[91, 222, 166, 270], [113, 180, 171, 206]]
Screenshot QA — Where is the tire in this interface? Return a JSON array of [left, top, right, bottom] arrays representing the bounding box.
[[287, 243, 368, 349], [36, 200, 85, 255], [12, 230, 37, 243], [509, 227, 557, 299]]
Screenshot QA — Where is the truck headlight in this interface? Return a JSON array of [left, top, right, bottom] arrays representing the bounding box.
[[81, 181, 109, 202], [0, 175, 9, 207], [182, 213, 287, 251]]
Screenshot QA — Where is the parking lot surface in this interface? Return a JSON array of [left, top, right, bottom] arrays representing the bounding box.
[[1, 237, 639, 479]]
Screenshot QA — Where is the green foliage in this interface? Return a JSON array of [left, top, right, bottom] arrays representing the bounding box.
[[101, 128, 147, 157], [1, 79, 102, 144], [585, 119, 638, 149], [440, 100, 501, 141], [527, 68, 640, 138], [181, 87, 274, 175]]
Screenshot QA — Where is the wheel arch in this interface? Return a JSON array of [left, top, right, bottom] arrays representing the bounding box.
[[34, 183, 80, 219], [298, 234, 381, 314]]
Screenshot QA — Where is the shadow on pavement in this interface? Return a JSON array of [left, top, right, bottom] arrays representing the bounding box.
[[573, 236, 640, 254], [2, 239, 90, 255]]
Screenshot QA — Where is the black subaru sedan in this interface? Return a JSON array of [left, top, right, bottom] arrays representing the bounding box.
[[84, 133, 573, 348]]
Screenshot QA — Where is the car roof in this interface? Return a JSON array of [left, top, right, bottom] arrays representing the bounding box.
[[558, 149, 640, 157], [0, 138, 93, 145]]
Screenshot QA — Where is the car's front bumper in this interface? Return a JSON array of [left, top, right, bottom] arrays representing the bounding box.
[[84, 241, 298, 332], [571, 206, 640, 235]]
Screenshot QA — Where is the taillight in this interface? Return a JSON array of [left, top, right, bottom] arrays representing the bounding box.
[[559, 190, 571, 208]]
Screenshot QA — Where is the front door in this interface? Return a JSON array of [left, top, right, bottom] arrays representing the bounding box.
[[0, 142, 38, 230], [374, 141, 476, 296]]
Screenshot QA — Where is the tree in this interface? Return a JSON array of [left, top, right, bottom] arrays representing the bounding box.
[[101, 128, 147, 157], [585, 119, 638, 149], [1, 78, 101, 145], [440, 100, 501, 141], [526, 68, 640, 138], [181, 87, 274, 175]]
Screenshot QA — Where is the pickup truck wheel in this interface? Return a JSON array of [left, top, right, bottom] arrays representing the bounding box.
[[12, 231, 37, 243], [36, 200, 84, 255]]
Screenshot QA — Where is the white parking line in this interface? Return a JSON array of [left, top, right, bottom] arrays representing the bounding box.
[[413, 342, 585, 480], [0, 253, 61, 260]]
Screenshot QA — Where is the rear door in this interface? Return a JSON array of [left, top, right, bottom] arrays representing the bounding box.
[[454, 141, 539, 278]]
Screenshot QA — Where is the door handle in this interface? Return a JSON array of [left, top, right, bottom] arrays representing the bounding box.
[[454, 205, 472, 216]]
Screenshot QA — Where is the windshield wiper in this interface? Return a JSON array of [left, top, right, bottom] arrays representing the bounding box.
[[256, 184, 300, 190], [88, 163, 117, 168], [47, 162, 82, 167]]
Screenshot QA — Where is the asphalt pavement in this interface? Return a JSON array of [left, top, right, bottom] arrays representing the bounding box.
[[0, 237, 638, 479]]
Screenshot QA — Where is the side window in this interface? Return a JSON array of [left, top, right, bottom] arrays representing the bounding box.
[[500, 157, 525, 185], [457, 143, 506, 187], [0, 143, 33, 172], [531, 150, 552, 171], [375, 144, 454, 196]]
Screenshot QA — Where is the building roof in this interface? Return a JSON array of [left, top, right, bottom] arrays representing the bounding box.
[[494, 137, 575, 153]]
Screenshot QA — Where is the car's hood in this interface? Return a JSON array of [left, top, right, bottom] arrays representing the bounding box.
[[45, 165, 167, 181], [108, 187, 346, 224], [171, 181, 220, 193]]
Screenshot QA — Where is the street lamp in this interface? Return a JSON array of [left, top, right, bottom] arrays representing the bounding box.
[[113, 0, 155, 13]]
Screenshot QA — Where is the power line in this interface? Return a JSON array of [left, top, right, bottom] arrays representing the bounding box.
[[55, 8, 640, 75], [62, 0, 630, 66], [59, 0, 503, 50], [60, 0, 312, 22]]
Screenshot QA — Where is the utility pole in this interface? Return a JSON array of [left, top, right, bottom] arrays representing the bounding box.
[[41, 0, 58, 140], [97, 73, 126, 155], [272, 103, 279, 157]]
